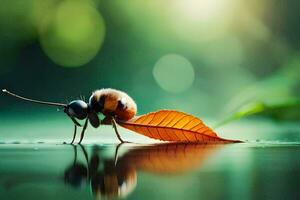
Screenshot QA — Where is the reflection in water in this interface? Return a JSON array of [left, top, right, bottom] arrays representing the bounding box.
[[1, 143, 299, 199], [64, 143, 217, 199]]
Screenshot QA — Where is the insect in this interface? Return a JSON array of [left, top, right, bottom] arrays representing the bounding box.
[[2, 88, 137, 144]]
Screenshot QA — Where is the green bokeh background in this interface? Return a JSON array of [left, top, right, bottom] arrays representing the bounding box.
[[0, 1, 300, 200]]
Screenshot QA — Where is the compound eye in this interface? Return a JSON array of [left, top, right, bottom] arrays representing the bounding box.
[[68, 100, 88, 119]]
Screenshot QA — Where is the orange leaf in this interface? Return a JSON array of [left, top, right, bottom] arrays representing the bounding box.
[[117, 110, 241, 143]]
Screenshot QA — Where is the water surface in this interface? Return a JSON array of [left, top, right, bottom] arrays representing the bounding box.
[[0, 142, 299, 200]]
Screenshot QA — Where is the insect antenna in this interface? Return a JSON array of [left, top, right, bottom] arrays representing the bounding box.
[[2, 89, 67, 107]]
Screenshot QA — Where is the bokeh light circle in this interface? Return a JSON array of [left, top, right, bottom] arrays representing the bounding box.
[[39, 0, 105, 67], [153, 54, 195, 93]]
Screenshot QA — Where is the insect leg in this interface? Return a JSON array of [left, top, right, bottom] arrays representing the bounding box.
[[111, 117, 125, 143], [66, 112, 82, 127], [78, 118, 88, 144], [70, 124, 77, 144], [70, 116, 82, 127]]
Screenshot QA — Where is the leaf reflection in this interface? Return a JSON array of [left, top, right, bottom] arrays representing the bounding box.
[[64, 143, 219, 199]]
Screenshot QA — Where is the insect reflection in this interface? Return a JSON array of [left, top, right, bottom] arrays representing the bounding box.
[[64, 143, 218, 199], [64, 144, 136, 199]]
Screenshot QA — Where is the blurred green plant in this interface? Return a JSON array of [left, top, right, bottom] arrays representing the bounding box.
[[217, 53, 300, 127], [216, 99, 300, 128]]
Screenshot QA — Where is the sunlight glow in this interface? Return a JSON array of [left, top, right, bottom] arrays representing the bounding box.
[[169, 0, 236, 43], [176, 0, 228, 22]]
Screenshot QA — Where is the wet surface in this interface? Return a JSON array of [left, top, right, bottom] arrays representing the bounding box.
[[0, 142, 299, 200]]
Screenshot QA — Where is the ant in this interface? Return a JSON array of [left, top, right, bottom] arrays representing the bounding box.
[[2, 88, 137, 144]]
